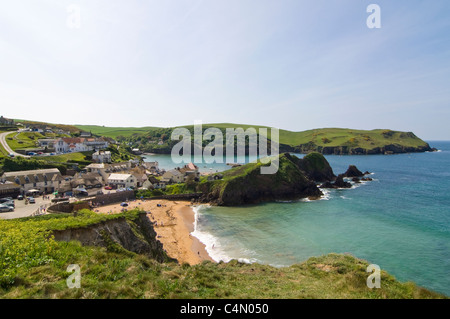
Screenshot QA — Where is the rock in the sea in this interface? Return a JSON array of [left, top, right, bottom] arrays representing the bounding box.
[[334, 174, 352, 188], [363, 171, 371, 175], [344, 165, 364, 177], [319, 181, 335, 189], [361, 177, 373, 181], [293, 152, 336, 182], [320, 175, 352, 189], [352, 177, 361, 183]]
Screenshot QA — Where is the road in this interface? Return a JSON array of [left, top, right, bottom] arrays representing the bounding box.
[[0, 131, 29, 158], [0, 196, 52, 219]]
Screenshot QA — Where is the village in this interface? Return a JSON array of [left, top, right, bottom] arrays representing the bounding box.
[[0, 116, 206, 218]]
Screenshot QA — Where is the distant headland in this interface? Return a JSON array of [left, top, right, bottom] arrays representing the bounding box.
[[75, 123, 436, 155]]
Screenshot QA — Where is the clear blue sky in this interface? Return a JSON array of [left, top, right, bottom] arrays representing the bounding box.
[[1, 0, 449, 139]]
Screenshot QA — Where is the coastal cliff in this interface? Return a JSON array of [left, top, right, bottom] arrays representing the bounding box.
[[1, 209, 445, 299], [86, 124, 436, 156], [52, 212, 174, 263], [198, 152, 339, 206]]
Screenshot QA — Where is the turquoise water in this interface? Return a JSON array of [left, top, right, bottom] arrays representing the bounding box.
[[144, 142, 450, 296]]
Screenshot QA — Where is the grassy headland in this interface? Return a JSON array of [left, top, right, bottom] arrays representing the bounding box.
[[75, 123, 433, 155], [0, 209, 445, 299]]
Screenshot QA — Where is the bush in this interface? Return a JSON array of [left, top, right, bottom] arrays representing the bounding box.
[[0, 157, 67, 175]]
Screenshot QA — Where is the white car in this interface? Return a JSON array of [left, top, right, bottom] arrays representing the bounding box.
[[0, 204, 14, 212]]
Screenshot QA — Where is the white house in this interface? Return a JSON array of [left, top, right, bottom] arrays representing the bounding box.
[[38, 139, 57, 149], [85, 162, 131, 183], [55, 138, 89, 153], [107, 174, 137, 189], [55, 137, 109, 153], [161, 169, 184, 184], [84, 138, 109, 151], [92, 150, 112, 163]]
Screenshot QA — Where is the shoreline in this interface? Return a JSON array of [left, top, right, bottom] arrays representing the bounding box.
[[94, 199, 214, 265]]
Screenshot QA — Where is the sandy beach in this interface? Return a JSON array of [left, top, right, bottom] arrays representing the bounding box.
[[94, 199, 214, 265]]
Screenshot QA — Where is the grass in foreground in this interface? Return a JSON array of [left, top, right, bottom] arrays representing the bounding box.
[[0, 210, 445, 299]]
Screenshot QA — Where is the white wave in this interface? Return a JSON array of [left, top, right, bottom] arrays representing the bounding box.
[[191, 205, 261, 263], [191, 205, 236, 263], [299, 188, 331, 202], [320, 188, 331, 200]]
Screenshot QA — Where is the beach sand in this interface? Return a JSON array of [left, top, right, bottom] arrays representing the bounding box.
[[95, 199, 214, 265]]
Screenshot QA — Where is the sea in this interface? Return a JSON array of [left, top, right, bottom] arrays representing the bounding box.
[[142, 141, 450, 296]]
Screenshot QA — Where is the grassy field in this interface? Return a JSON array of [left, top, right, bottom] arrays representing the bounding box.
[[75, 125, 161, 138], [14, 119, 81, 134], [0, 209, 445, 299], [0, 144, 8, 158], [5, 132, 44, 150], [39, 151, 92, 164]]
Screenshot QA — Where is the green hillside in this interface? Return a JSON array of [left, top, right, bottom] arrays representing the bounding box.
[[0, 209, 445, 299], [75, 125, 162, 138], [75, 123, 432, 155]]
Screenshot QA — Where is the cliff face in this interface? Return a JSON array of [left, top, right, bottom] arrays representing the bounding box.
[[52, 213, 175, 263], [199, 153, 334, 206], [290, 142, 433, 155], [291, 152, 336, 182]]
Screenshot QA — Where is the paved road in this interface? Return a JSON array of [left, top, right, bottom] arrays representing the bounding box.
[[0, 196, 52, 219], [0, 131, 29, 158]]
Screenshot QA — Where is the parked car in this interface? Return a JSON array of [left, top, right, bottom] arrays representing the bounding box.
[[8, 153, 15, 157], [0, 204, 14, 212], [120, 202, 128, 207], [27, 197, 36, 204], [3, 200, 15, 208], [0, 198, 13, 203], [17, 195, 24, 200], [104, 186, 112, 190]]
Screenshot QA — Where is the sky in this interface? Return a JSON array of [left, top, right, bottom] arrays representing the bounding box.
[[0, 0, 449, 140]]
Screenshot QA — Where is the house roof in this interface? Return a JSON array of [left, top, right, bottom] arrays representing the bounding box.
[[186, 162, 198, 170], [0, 181, 21, 190], [61, 137, 85, 144], [108, 174, 133, 181], [165, 169, 182, 176], [86, 163, 106, 169], [2, 168, 63, 185]]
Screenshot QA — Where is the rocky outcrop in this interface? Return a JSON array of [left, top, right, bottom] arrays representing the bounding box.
[[294, 152, 336, 182], [198, 153, 324, 206], [320, 164, 372, 189], [343, 165, 364, 177], [332, 175, 352, 188], [52, 213, 175, 263]]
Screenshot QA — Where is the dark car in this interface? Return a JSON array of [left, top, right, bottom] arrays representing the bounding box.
[[120, 202, 128, 207], [17, 195, 24, 200]]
